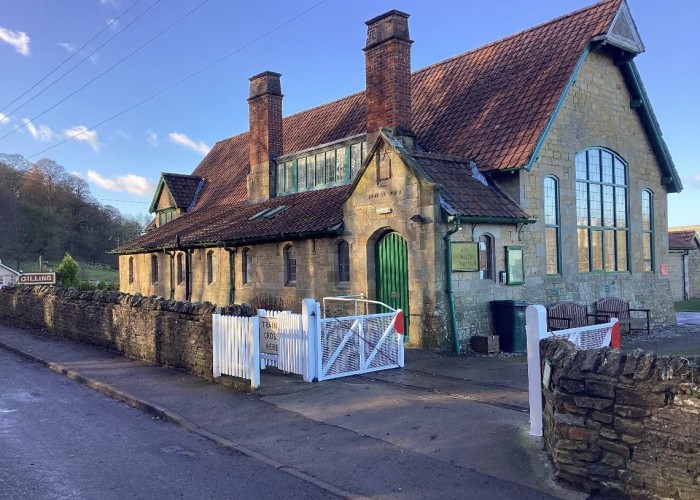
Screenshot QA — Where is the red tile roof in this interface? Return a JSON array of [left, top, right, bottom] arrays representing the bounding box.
[[414, 153, 531, 221], [116, 0, 622, 252], [669, 231, 700, 250], [161, 173, 202, 209]]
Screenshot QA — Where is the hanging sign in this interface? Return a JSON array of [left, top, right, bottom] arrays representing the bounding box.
[[19, 273, 56, 285]]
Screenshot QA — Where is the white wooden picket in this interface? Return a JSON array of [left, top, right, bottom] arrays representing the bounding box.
[[212, 314, 260, 389]]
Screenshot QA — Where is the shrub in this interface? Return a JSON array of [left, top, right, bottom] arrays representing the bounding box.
[[56, 253, 80, 288]]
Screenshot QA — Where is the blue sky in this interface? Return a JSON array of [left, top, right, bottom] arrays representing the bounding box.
[[1, 0, 698, 226]]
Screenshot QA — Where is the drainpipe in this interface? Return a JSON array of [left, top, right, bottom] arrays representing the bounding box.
[[224, 245, 236, 305], [443, 217, 462, 355], [163, 249, 175, 300]]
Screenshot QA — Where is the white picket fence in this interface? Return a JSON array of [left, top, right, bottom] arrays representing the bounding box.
[[212, 298, 403, 389], [526, 304, 619, 437]]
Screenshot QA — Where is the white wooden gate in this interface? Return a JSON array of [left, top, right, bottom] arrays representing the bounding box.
[[212, 297, 404, 388]]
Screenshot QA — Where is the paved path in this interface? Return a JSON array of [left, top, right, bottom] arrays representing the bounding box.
[[0, 323, 576, 499]]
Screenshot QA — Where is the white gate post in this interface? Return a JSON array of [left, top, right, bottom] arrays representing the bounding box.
[[301, 298, 318, 383], [526, 304, 547, 437], [212, 314, 221, 378], [250, 316, 260, 389]]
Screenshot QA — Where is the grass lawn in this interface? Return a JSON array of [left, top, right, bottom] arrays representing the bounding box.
[[674, 298, 700, 312], [18, 261, 119, 284]]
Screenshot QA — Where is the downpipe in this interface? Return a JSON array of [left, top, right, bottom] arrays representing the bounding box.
[[443, 218, 462, 355]]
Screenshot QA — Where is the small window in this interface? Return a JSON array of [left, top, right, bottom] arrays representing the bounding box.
[[479, 235, 494, 281], [206, 250, 215, 285], [151, 254, 159, 284], [128, 257, 134, 284], [176, 253, 184, 285], [242, 248, 252, 285], [642, 190, 654, 272], [284, 245, 297, 285], [337, 240, 350, 282]]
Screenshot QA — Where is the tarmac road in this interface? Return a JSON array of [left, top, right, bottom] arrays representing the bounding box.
[[0, 349, 334, 500]]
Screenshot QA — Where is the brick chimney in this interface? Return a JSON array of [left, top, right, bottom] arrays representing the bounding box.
[[248, 71, 283, 202], [364, 10, 414, 148]]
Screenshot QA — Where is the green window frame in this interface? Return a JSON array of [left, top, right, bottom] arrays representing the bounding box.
[[242, 248, 252, 285], [206, 250, 215, 285], [151, 254, 159, 284], [284, 244, 297, 285], [641, 189, 654, 272], [575, 148, 629, 273], [158, 208, 175, 226], [176, 253, 184, 285], [544, 176, 561, 275]]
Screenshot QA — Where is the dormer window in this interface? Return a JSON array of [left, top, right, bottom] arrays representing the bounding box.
[[276, 139, 367, 195], [158, 208, 175, 226]]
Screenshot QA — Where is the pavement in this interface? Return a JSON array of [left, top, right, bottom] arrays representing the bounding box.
[[0, 322, 576, 500]]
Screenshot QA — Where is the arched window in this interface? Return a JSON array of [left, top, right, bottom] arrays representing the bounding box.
[[642, 190, 654, 272], [128, 257, 134, 284], [284, 245, 297, 285], [337, 240, 350, 282], [575, 148, 628, 272], [479, 234, 494, 281], [151, 254, 159, 284], [242, 248, 252, 285], [544, 176, 561, 275], [206, 250, 215, 284], [176, 253, 184, 285]]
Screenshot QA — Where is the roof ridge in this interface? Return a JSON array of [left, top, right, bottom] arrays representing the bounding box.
[[163, 172, 202, 178], [412, 0, 619, 79]]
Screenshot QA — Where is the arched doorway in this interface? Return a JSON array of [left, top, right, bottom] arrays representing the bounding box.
[[376, 231, 410, 336]]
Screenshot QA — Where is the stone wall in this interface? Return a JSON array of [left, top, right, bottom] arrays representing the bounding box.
[[0, 285, 253, 380], [541, 338, 700, 498]]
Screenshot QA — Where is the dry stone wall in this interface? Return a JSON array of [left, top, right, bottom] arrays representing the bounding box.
[[541, 338, 699, 498], [0, 285, 253, 380]]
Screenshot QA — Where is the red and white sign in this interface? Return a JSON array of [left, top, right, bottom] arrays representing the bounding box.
[[19, 273, 56, 285], [660, 264, 668, 276]]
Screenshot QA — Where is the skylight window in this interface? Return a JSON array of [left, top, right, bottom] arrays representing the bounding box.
[[248, 205, 289, 220]]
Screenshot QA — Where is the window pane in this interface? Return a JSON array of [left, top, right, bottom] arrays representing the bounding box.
[[338, 241, 349, 281], [361, 141, 367, 163], [603, 185, 614, 227], [641, 191, 651, 230], [297, 157, 306, 190], [578, 228, 589, 272], [306, 156, 315, 187], [601, 151, 613, 184], [335, 147, 345, 182], [546, 227, 559, 274], [589, 184, 601, 227], [575, 153, 587, 180], [544, 177, 557, 225], [351, 143, 362, 178], [285, 161, 294, 192], [591, 230, 603, 270], [315, 153, 324, 185], [588, 150, 600, 182], [479, 236, 493, 280], [604, 230, 615, 271], [325, 150, 336, 183], [576, 182, 588, 226], [616, 230, 628, 271], [614, 157, 626, 185], [615, 188, 627, 227], [277, 162, 285, 193], [643, 233, 652, 272]]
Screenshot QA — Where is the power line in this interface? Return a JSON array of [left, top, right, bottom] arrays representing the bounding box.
[[2, 0, 176, 140], [2, 0, 157, 120], [26, 0, 328, 160], [0, 0, 144, 115], [97, 198, 150, 204]]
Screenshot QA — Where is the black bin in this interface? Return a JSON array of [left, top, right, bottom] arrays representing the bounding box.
[[490, 300, 529, 353]]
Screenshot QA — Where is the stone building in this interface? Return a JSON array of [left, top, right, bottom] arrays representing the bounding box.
[[115, 0, 682, 352], [668, 227, 700, 301]]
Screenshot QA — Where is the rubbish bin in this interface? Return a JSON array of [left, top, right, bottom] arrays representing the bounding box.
[[490, 300, 529, 353]]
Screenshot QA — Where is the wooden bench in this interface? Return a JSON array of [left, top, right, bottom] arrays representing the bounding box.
[[595, 297, 650, 334], [547, 301, 594, 331]]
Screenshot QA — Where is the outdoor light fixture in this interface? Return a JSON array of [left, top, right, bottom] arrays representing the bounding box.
[[410, 214, 426, 223]]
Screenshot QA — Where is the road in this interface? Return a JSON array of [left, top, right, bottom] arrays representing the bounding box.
[[0, 349, 334, 500]]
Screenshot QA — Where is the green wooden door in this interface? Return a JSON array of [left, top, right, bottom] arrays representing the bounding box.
[[376, 231, 410, 337]]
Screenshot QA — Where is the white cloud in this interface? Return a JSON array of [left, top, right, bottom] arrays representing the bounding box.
[[87, 170, 154, 195], [112, 129, 132, 140], [64, 125, 101, 152], [0, 27, 30, 56], [100, 0, 118, 6], [0, 113, 10, 125], [147, 130, 158, 146], [691, 173, 700, 188], [23, 118, 56, 142], [106, 18, 120, 31], [168, 132, 210, 156], [56, 41, 99, 65]]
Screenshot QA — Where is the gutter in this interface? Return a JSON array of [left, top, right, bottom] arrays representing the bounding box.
[[443, 217, 462, 355]]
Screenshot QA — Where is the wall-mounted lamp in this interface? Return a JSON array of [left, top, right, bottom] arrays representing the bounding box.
[[410, 214, 426, 224]]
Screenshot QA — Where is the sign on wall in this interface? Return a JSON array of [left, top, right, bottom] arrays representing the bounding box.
[[259, 316, 279, 355], [451, 241, 479, 272], [18, 273, 56, 285]]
